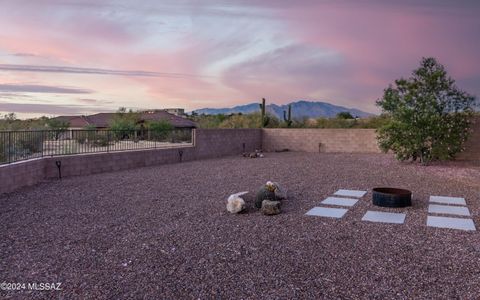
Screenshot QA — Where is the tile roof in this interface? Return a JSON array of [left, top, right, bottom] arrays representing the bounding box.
[[53, 111, 197, 128], [52, 115, 90, 128]]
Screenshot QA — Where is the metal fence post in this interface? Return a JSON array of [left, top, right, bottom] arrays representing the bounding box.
[[41, 131, 45, 158], [8, 131, 12, 163]]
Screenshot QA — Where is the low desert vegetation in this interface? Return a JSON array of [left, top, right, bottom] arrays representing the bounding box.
[[189, 112, 391, 129]]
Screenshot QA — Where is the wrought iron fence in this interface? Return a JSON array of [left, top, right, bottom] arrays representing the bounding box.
[[0, 128, 194, 165]]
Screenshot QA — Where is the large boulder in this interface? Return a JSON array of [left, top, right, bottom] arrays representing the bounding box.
[[255, 181, 287, 208], [261, 200, 281, 215], [255, 183, 277, 208]]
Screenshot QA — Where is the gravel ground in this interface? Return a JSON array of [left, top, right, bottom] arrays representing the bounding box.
[[1, 152, 479, 299]]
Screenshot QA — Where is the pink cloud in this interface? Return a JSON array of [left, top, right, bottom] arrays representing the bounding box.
[[220, 1, 480, 111], [0, 0, 479, 116]]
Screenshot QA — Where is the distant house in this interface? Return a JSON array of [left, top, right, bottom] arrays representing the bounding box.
[[52, 110, 196, 130], [52, 115, 90, 130], [162, 108, 185, 116]]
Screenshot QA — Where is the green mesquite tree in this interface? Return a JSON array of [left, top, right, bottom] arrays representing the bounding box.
[[376, 57, 476, 165]]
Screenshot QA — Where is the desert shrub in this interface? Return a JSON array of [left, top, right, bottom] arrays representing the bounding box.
[[148, 120, 173, 141], [336, 112, 355, 119], [46, 118, 69, 140], [192, 114, 227, 128], [376, 57, 476, 165], [16, 131, 43, 154], [217, 112, 280, 128], [356, 115, 391, 129], [73, 131, 87, 144], [109, 107, 140, 140], [91, 133, 110, 147], [166, 129, 192, 143], [315, 118, 357, 128]]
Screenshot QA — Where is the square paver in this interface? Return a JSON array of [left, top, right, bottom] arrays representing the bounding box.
[[321, 197, 358, 207], [427, 216, 476, 231], [361, 211, 406, 224], [428, 204, 470, 216], [306, 207, 348, 218], [334, 189, 367, 198], [429, 196, 466, 206]]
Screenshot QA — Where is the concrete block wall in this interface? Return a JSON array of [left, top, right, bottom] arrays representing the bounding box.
[[1, 124, 478, 195], [262, 128, 381, 153], [40, 128, 262, 179], [194, 128, 262, 159], [457, 117, 480, 161], [0, 158, 46, 194], [42, 147, 197, 179], [0, 129, 262, 195]]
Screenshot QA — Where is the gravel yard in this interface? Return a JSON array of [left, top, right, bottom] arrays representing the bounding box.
[[1, 152, 479, 299]]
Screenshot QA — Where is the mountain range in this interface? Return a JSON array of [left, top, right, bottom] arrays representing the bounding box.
[[193, 100, 373, 119]]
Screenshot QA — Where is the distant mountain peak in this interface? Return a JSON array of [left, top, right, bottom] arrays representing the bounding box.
[[193, 100, 373, 119]]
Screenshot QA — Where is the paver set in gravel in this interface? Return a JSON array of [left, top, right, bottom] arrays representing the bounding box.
[[307, 189, 477, 231], [1, 152, 479, 299]]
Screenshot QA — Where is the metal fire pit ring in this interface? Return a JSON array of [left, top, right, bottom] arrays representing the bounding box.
[[372, 187, 412, 208]]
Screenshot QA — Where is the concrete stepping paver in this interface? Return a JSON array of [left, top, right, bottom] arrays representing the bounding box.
[[334, 189, 367, 198], [429, 196, 466, 206], [361, 211, 406, 224], [428, 204, 470, 216], [427, 216, 476, 231], [306, 207, 348, 218], [321, 197, 358, 207]]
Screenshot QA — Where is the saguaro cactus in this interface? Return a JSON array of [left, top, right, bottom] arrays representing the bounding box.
[[259, 98, 270, 127], [283, 104, 292, 127]]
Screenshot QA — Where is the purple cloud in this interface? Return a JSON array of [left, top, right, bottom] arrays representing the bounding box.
[[0, 84, 93, 94], [0, 64, 215, 79], [0, 102, 113, 115]]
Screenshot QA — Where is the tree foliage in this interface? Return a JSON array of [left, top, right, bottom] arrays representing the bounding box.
[[46, 118, 70, 140], [147, 120, 174, 140], [336, 112, 355, 119], [46, 118, 70, 130], [376, 57, 476, 165], [109, 107, 140, 132]]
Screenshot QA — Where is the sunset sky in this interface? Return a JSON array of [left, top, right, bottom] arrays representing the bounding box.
[[0, 0, 479, 118]]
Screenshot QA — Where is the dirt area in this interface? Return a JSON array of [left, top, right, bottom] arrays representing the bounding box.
[[1, 152, 479, 299]]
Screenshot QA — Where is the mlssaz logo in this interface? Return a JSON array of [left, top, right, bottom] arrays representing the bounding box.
[[28, 282, 62, 291]]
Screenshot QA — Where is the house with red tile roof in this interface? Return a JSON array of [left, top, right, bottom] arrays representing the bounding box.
[[52, 110, 197, 129]]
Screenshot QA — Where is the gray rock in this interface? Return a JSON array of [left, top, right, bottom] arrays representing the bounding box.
[[272, 182, 287, 200], [226, 191, 248, 214], [261, 200, 281, 215], [255, 185, 277, 208]]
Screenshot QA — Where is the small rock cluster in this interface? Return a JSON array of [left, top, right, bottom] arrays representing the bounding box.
[[256, 181, 286, 215], [242, 149, 264, 158], [227, 181, 286, 215]]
